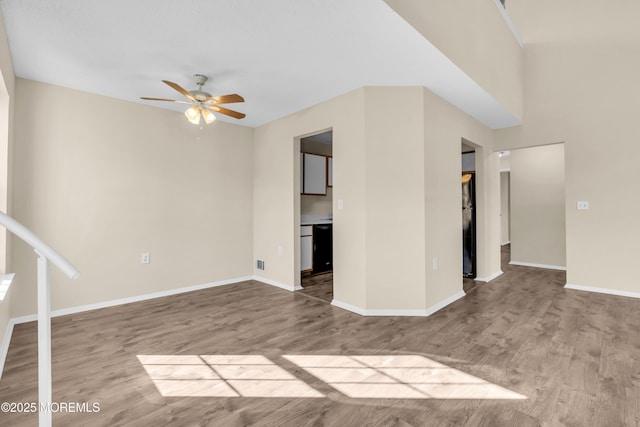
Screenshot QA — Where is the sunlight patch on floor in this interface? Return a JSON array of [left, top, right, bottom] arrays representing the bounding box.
[[137, 354, 324, 398], [283, 354, 527, 400], [137, 354, 526, 400]]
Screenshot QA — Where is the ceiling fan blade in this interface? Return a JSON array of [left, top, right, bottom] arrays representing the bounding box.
[[162, 80, 196, 101], [207, 94, 245, 104], [140, 97, 190, 104], [209, 105, 246, 119]]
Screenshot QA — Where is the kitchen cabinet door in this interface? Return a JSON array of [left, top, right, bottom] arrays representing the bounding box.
[[300, 153, 304, 192], [327, 157, 332, 187], [302, 153, 327, 195], [301, 235, 313, 271]]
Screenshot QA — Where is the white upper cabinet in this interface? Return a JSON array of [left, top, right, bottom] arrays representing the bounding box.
[[300, 153, 304, 191], [302, 153, 327, 195]]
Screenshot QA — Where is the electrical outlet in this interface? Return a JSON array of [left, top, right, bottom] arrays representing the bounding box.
[[141, 252, 150, 264], [577, 201, 589, 210]]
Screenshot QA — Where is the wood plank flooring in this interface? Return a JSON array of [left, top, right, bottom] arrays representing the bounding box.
[[1, 247, 639, 426], [300, 271, 333, 303]]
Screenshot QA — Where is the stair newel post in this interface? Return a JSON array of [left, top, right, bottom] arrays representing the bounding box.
[[0, 211, 79, 427], [36, 250, 52, 427]]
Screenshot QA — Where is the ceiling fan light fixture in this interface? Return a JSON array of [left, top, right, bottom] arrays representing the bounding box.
[[202, 109, 216, 124], [142, 75, 245, 125], [185, 105, 201, 125]]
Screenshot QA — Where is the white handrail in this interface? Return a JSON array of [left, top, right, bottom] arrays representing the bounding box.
[[0, 211, 79, 279], [0, 210, 79, 427]]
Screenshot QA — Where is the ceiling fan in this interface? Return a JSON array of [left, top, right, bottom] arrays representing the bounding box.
[[141, 74, 245, 125]]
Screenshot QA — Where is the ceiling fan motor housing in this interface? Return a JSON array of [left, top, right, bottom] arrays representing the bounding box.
[[190, 89, 212, 102], [191, 74, 212, 101]]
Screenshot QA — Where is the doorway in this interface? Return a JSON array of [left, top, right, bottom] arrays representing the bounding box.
[[506, 144, 566, 270], [461, 142, 477, 280], [298, 130, 334, 303]]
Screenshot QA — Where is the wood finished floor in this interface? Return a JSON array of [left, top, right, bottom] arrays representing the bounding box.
[[300, 255, 485, 303], [300, 271, 333, 303], [1, 247, 640, 426]]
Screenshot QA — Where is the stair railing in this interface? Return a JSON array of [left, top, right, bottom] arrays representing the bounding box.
[[0, 211, 80, 427]]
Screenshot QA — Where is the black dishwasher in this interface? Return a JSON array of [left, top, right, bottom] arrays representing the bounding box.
[[312, 224, 333, 274]]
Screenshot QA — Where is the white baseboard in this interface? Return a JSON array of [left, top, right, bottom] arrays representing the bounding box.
[[564, 283, 640, 299], [1, 276, 255, 379], [475, 270, 503, 282], [331, 290, 466, 317], [330, 299, 366, 315], [11, 276, 255, 326], [424, 291, 466, 316], [252, 276, 298, 292], [0, 318, 16, 381], [510, 261, 566, 271]]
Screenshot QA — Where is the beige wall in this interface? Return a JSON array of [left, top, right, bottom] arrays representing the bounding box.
[[301, 140, 331, 156], [300, 188, 332, 218], [10, 79, 254, 317], [0, 10, 12, 274], [364, 87, 426, 310], [495, 0, 640, 293], [499, 153, 510, 171], [500, 172, 510, 244], [385, 0, 523, 121], [423, 89, 499, 299], [0, 7, 14, 372], [0, 8, 14, 101], [510, 144, 565, 268], [254, 86, 501, 313], [254, 89, 367, 304]]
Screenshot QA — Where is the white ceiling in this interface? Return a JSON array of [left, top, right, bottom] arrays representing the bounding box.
[[0, 0, 520, 129]]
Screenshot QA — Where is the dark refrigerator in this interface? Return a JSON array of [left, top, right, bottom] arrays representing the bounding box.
[[462, 173, 476, 278], [312, 224, 333, 274]]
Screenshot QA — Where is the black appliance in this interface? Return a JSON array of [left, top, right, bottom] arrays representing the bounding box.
[[462, 173, 477, 278], [312, 224, 333, 274]]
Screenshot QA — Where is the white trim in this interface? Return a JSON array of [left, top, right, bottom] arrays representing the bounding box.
[[493, 0, 524, 47], [501, 241, 511, 246], [331, 291, 466, 317], [509, 261, 566, 271], [475, 270, 503, 282], [0, 318, 16, 380], [252, 276, 298, 292], [564, 283, 640, 299], [10, 313, 37, 324], [12, 276, 254, 324], [330, 299, 366, 315], [424, 291, 466, 316], [500, 168, 511, 173], [1, 276, 256, 379]]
